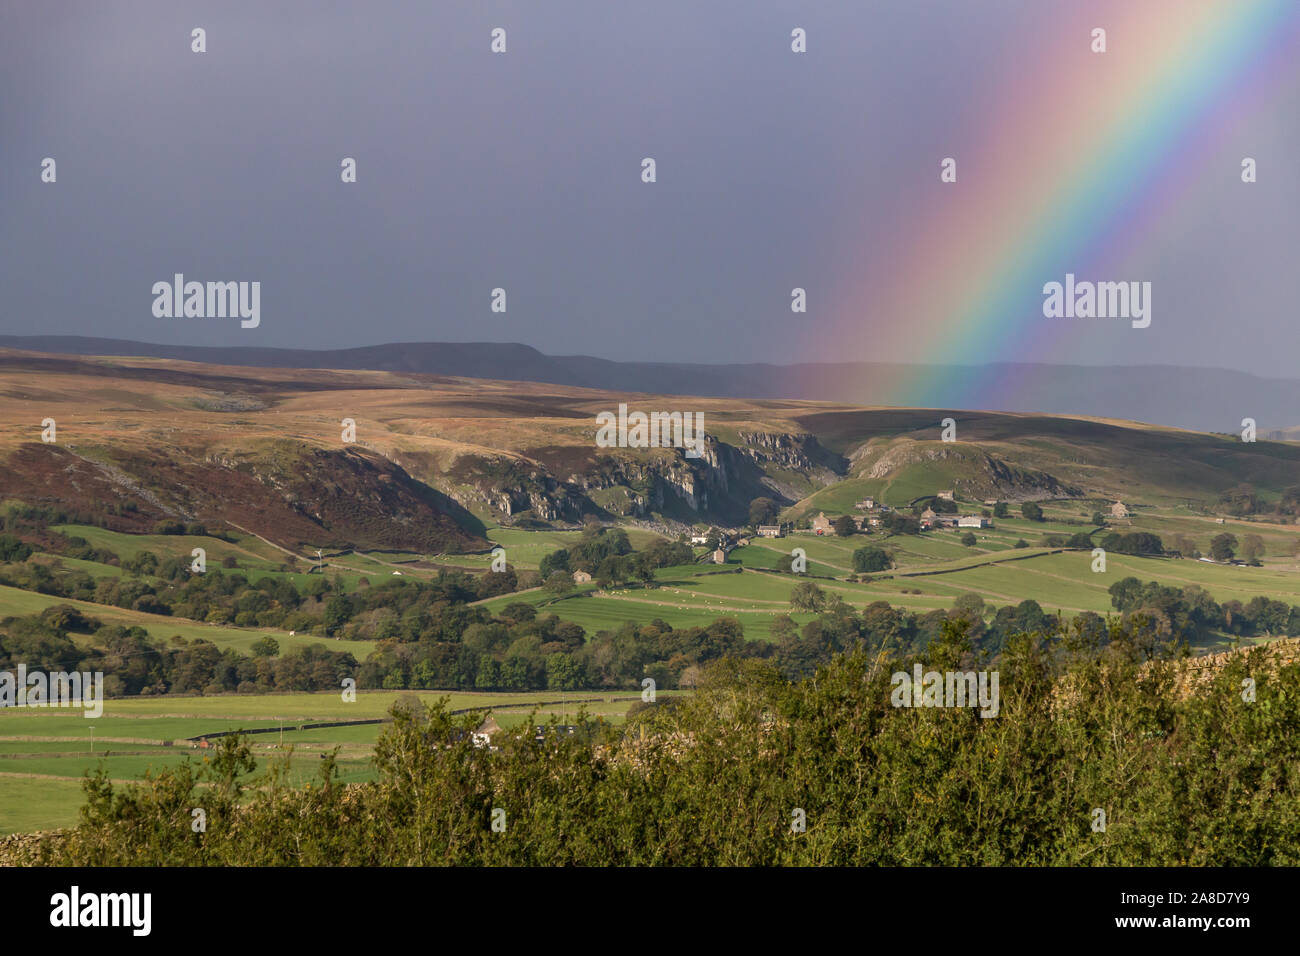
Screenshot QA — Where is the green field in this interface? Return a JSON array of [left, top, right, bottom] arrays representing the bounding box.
[[0, 688, 661, 834], [3, 499, 1296, 836], [0, 584, 374, 657]]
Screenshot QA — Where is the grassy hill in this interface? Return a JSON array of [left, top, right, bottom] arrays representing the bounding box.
[[2, 348, 1298, 540]]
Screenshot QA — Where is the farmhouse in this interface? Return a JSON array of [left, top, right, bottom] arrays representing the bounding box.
[[757, 525, 783, 538], [472, 715, 503, 749], [811, 512, 833, 535], [689, 533, 710, 545], [937, 490, 955, 501], [921, 507, 937, 521], [856, 497, 876, 510], [712, 547, 728, 564]]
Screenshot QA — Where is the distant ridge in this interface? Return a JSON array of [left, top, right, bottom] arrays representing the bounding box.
[[1, 335, 1296, 434]]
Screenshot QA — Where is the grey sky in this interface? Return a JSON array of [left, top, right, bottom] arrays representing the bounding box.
[[2, 1, 1297, 376]]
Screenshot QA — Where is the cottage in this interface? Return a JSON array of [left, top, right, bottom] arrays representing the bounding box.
[[811, 512, 834, 535], [937, 490, 955, 501], [573, 570, 592, 584], [757, 525, 783, 538], [712, 548, 728, 564], [855, 497, 876, 511], [472, 715, 504, 749], [689, 533, 710, 545]]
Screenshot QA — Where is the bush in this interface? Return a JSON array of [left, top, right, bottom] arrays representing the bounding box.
[[852, 546, 891, 573], [39, 625, 1300, 867]]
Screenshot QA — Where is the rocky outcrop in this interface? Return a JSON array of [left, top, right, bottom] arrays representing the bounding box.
[[442, 431, 847, 526]]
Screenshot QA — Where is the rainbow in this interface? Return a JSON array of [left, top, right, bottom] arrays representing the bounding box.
[[827, 0, 1300, 409]]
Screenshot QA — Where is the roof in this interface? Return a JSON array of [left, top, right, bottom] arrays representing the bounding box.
[[475, 715, 503, 736]]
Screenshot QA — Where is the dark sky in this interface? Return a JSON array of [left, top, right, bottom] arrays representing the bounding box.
[[2, 1, 1297, 375]]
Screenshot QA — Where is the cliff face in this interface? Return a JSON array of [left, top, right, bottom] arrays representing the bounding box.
[[438, 431, 848, 527]]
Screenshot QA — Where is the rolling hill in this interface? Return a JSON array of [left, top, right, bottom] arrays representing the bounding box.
[[1, 348, 1297, 542], [1, 335, 1296, 434]]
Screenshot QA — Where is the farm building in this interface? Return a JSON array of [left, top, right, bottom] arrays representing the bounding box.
[[573, 570, 592, 583], [958, 515, 991, 528], [1111, 501, 1130, 518], [937, 490, 955, 501], [472, 715, 503, 749]]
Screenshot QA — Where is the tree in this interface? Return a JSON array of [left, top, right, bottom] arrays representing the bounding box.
[[1020, 501, 1043, 521], [1091, 511, 1107, 526], [0, 534, 32, 562], [595, 555, 630, 588], [323, 594, 353, 634], [883, 513, 920, 535], [1241, 534, 1265, 566], [1210, 533, 1238, 563], [1100, 532, 1164, 556], [749, 497, 779, 527], [790, 581, 827, 612], [250, 636, 280, 658], [952, 593, 985, 622], [539, 549, 570, 578], [543, 570, 573, 596], [993, 502, 1009, 518], [960, 532, 977, 547], [833, 515, 857, 537], [852, 546, 891, 573]]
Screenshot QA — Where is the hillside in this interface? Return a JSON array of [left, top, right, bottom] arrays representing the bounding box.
[[1, 348, 1297, 542], [1, 336, 1297, 434]]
